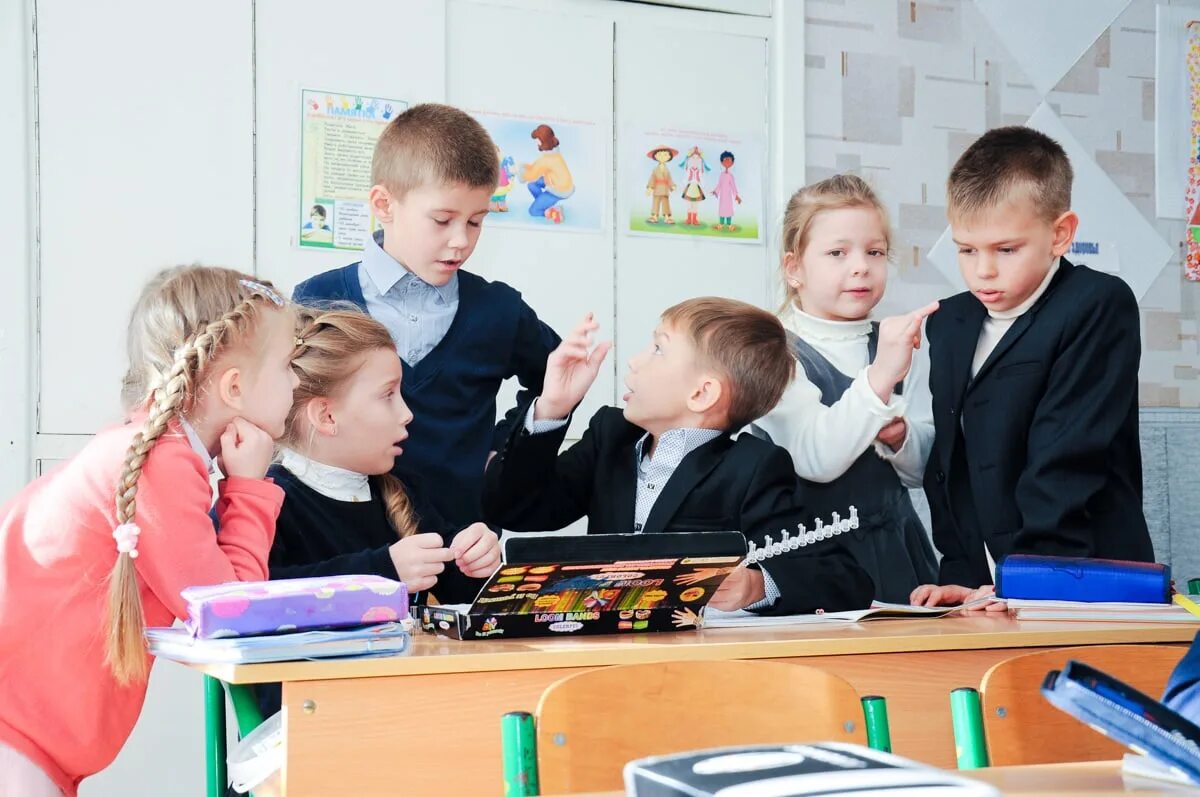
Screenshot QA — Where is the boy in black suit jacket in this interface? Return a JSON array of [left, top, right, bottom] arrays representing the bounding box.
[[483, 298, 875, 615], [912, 126, 1154, 610]]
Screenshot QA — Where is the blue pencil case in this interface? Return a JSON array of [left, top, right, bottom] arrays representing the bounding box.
[[994, 555, 1170, 604]]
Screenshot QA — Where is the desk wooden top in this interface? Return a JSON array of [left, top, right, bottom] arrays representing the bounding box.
[[185, 615, 1197, 685], [562, 761, 1196, 795]]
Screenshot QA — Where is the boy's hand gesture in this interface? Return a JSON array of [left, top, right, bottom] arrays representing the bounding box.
[[868, 301, 939, 404], [708, 567, 766, 611], [535, 313, 611, 422]]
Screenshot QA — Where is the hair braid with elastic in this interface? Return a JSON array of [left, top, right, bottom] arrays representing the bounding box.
[[106, 295, 264, 685]]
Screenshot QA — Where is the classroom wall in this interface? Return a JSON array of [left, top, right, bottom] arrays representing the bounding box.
[[800, 0, 1200, 578]]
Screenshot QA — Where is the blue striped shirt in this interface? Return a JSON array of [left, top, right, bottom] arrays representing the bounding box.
[[358, 230, 458, 365]]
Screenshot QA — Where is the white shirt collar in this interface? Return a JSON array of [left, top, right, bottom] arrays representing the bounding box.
[[279, 448, 372, 502], [634, 428, 724, 470], [988, 257, 1061, 321], [782, 305, 873, 342], [179, 418, 215, 474]]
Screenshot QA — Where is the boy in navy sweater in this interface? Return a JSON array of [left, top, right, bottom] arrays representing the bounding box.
[[294, 103, 560, 525]]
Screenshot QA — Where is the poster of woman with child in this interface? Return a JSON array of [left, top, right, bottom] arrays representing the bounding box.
[[471, 110, 606, 233]]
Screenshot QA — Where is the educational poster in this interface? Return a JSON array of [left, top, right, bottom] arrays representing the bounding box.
[[625, 128, 763, 244], [1187, 23, 1200, 281], [471, 110, 605, 233], [299, 89, 407, 250]]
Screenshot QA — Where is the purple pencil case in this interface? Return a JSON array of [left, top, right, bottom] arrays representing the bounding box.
[[182, 575, 409, 639]]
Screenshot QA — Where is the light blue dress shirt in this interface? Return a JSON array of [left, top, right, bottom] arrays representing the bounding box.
[[358, 230, 459, 365]]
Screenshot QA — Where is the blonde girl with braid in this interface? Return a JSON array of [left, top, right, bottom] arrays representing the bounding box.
[[268, 308, 500, 597], [0, 266, 299, 797]]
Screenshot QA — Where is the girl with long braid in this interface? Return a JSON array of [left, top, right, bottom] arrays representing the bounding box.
[[0, 266, 299, 797]]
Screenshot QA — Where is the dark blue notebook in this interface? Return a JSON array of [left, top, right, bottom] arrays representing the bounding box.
[[1042, 660, 1200, 785]]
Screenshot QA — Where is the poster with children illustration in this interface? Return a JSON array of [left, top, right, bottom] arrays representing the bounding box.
[[299, 89, 408, 251], [470, 110, 606, 233], [624, 128, 763, 244]]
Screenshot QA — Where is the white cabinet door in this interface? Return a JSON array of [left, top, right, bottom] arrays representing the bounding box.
[[447, 0, 617, 431], [254, 0, 448, 295], [614, 25, 771, 376], [37, 1, 255, 434]]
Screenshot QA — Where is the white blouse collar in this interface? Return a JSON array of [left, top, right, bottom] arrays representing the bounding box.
[[179, 418, 215, 474], [279, 448, 372, 502]]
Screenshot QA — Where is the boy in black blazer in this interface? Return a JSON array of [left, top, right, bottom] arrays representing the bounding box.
[[912, 126, 1154, 609], [483, 298, 875, 615]]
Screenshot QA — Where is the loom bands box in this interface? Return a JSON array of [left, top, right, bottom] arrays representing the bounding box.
[[415, 532, 746, 640], [182, 575, 409, 639]]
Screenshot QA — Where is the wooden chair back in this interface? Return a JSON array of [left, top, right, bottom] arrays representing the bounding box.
[[980, 644, 1185, 766], [534, 659, 866, 793]]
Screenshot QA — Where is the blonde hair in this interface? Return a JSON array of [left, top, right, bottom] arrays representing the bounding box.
[[110, 266, 291, 684], [779, 174, 891, 312], [288, 308, 418, 538], [660, 297, 794, 430], [948, 125, 1073, 222], [371, 103, 498, 197]]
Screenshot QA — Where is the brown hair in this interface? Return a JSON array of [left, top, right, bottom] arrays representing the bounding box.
[[948, 125, 1073, 222], [371, 103, 498, 196], [111, 266, 292, 684], [660, 297, 794, 430], [531, 124, 559, 151], [288, 308, 418, 538], [779, 174, 890, 312]]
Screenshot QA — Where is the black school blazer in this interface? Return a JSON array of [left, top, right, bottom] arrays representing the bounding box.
[[923, 258, 1154, 586], [483, 400, 875, 614]]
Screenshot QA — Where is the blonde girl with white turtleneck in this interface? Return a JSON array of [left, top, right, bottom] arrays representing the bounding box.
[[752, 175, 940, 603]]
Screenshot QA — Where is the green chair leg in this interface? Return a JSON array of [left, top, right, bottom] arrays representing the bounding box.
[[227, 683, 265, 737], [860, 695, 892, 753], [501, 711, 540, 796], [950, 687, 989, 769], [204, 675, 228, 797]]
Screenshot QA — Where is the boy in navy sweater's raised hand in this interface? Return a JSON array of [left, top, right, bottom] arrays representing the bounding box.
[[294, 103, 560, 525]]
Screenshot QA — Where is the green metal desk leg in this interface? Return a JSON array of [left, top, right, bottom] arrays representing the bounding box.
[[204, 675, 228, 797]]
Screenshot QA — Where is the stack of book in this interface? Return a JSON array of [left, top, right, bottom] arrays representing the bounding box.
[[1006, 599, 1197, 623], [146, 621, 412, 665]]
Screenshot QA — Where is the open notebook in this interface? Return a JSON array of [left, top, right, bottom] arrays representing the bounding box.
[[701, 599, 990, 629]]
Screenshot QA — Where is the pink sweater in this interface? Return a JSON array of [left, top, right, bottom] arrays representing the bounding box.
[[0, 418, 282, 795]]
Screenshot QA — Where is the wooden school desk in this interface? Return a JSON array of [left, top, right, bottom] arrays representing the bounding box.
[[565, 761, 1197, 796], [183, 617, 1195, 797]]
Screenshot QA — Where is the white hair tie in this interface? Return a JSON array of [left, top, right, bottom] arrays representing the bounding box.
[[113, 522, 141, 559]]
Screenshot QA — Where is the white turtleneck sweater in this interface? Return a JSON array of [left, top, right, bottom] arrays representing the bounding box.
[[972, 257, 1060, 579], [751, 307, 934, 489], [278, 448, 372, 503]]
